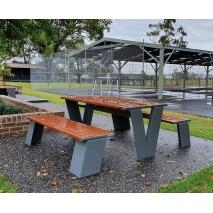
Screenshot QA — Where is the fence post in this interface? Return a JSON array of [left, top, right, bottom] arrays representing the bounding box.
[[212, 79, 213, 104]]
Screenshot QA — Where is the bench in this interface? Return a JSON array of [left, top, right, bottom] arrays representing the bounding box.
[[78, 104, 190, 148], [142, 111, 191, 148], [25, 114, 113, 178]]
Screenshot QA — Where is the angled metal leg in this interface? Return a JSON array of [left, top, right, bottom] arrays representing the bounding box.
[[70, 137, 106, 178], [6, 88, 16, 98], [25, 121, 44, 146], [146, 106, 163, 157], [112, 114, 130, 130], [177, 122, 191, 148], [130, 109, 146, 160], [83, 104, 94, 125], [66, 100, 82, 122]]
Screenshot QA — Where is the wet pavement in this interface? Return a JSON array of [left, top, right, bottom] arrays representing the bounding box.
[[159, 98, 213, 118], [17, 93, 213, 118]]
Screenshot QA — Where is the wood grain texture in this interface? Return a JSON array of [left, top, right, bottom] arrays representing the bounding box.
[[27, 114, 112, 141]]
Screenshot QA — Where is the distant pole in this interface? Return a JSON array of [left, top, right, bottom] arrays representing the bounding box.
[[141, 39, 144, 100], [206, 66, 209, 98], [85, 49, 87, 96], [155, 63, 158, 91], [183, 64, 186, 89], [206, 66, 209, 88], [118, 60, 121, 91], [212, 81, 213, 104], [68, 56, 71, 90]]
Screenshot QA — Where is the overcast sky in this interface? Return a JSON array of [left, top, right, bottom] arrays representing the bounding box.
[[4, 0, 213, 53], [103, 19, 213, 51]]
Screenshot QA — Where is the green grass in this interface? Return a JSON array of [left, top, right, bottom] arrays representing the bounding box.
[[155, 166, 213, 193], [0, 174, 17, 193], [4, 81, 213, 193], [8, 82, 213, 141]]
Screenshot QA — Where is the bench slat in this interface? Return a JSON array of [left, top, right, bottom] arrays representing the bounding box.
[[142, 111, 191, 124], [30, 115, 103, 135], [26, 114, 113, 141]]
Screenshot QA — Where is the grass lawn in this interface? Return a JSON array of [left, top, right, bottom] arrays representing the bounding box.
[[0, 174, 17, 193], [8, 82, 213, 140], [1, 81, 213, 193]]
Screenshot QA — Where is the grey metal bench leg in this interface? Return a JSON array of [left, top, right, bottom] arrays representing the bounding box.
[[112, 114, 130, 130], [25, 121, 44, 146], [66, 100, 82, 122], [6, 88, 16, 98], [70, 137, 106, 178], [177, 122, 191, 148], [83, 104, 94, 125], [146, 107, 163, 157]]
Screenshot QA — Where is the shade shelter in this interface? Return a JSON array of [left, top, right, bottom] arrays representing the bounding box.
[[68, 37, 213, 99]]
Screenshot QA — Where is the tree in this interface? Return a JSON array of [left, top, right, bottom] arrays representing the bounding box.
[[172, 68, 189, 80], [0, 55, 13, 85], [0, 19, 112, 84], [146, 19, 188, 47], [71, 58, 116, 84], [0, 19, 112, 58]]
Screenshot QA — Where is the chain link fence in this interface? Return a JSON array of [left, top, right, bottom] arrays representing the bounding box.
[[30, 49, 211, 99]]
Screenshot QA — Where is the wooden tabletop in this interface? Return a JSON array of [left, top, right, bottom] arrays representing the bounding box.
[[61, 95, 167, 110], [0, 86, 16, 89]]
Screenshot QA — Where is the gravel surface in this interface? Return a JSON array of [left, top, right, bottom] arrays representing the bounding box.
[[1, 95, 213, 193]]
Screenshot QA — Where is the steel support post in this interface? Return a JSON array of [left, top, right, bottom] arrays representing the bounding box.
[[158, 48, 164, 100], [118, 61, 121, 91], [68, 57, 71, 90], [183, 64, 186, 89], [206, 66, 209, 87], [155, 63, 158, 91]]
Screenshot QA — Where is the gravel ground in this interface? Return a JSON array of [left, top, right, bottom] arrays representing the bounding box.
[[1, 95, 213, 193]]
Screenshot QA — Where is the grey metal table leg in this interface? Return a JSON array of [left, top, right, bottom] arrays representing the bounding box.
[[130, 109, 146, 160], [146, 106, 163, 158], [25, 121, 44, 146], [177, 122, 191, 148], [70, 137, 106, 178], [6, 88, 16, 98], [83, 104, 94, 125], [112, 114, 130, 130], [66, 100, 82, 122]]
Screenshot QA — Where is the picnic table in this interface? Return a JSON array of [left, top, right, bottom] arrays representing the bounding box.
[[61, 95, 167, 161], [0, 86, 16, 98]]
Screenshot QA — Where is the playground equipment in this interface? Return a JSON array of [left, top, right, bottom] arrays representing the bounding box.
[[92, 77, 118, 96]]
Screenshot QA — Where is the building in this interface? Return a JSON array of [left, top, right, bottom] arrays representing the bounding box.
[[5, 63, 45, 82]]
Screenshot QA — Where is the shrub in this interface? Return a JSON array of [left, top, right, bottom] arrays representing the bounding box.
[[0, 98, 23, 115], [0, 101, 6, 115]]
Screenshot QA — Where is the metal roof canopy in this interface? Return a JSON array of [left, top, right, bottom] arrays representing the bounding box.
[[68, 37, 213, 99]]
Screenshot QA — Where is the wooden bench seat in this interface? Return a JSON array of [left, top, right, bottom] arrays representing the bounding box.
[[25, 114, 113, 178], [142, 111, 191, 148]]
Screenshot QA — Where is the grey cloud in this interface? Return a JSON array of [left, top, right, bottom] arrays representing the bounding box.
[[104, 19, 213, 51]]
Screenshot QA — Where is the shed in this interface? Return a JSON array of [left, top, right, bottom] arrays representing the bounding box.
[[5, 63, 45, 82]]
